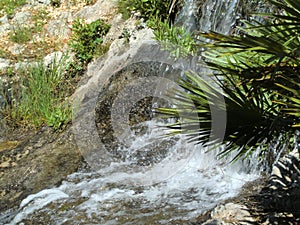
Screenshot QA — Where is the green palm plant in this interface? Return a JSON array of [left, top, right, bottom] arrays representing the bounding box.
[[156, 0, 300, 162]]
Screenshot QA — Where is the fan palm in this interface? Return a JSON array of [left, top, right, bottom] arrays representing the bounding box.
[[156, 0, 300, 162]]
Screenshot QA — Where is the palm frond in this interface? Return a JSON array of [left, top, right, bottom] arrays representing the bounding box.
[[156, 0, 300, 162]]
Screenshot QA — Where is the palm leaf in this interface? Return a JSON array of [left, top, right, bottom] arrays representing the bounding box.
[[156, 0, 299, 162]]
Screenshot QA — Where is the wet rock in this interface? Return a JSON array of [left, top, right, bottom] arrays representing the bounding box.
[[0, 127, 82, 212], [208, 203, 255, 225]]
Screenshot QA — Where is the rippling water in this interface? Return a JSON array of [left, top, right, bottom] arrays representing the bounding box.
[[6, 120, 261, 225]]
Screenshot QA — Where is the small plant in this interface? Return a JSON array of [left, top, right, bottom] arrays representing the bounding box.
[[70, 18, 110, 69], [9, 26, 33, 44]]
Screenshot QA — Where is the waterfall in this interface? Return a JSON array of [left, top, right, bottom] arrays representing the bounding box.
[[175, 0, 239, 34], [198, 0, 239, 34], [1, 1, 262, 224]]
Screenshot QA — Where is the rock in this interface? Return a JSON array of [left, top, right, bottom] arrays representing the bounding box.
[[208, 203, 256, 225], [202, 219, 226, 225], [0, 23, 12, 38], [261, 147, 300, 214], [0, 58, 10, 71], [0, 127, 82, 212], [43, 51, 63, 67], [0, 15, 8, 24], [46, 19, 71, 39], [26, 0, 51, 5], [46, 12, 72, 39], [11, 11, 31, 25], [74, 0, 116, 22], [14, 61, 38, 70], [8, 44, 25, 55], [71, 22, 197, 171]]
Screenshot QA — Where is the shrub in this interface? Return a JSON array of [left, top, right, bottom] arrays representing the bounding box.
[[9, 26, 33, 44], [117, 0, 182, 22], [156, 0, 300, 162], [69, 18, 110, 69]]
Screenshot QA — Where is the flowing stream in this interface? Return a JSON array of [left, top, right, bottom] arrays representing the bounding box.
[[3, 0, 264, 224], [6, 121, 261, 225]]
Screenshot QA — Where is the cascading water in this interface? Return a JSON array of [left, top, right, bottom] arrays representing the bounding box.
[[2, 0, 263, 224], [5, 120, 260, 225], [198, 0, 239, 34]]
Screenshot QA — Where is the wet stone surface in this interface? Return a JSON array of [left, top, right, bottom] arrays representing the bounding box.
[[0, 127, 82, 213]]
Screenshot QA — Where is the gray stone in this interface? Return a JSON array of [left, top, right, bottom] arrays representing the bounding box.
[[209, 203, 256, 225], [12, 11, 31, 25], [14, 61, 38, 70], [46, 11, 72, 39], [0, 23, 12, 37], [0, 58, 10, 70], [74, 0, 115, 22], [0, 15, 8, 24], [43, 51, 63, 67], [203, 219, 226, 225], [8, 44, 25, 55], [46, 19, 71, 39]]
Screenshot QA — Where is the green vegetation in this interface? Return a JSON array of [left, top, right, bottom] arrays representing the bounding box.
[[2, 57, 72, 131], [69, 18, 110, 71], [148, 18, 196, 58], [9, 9, 49, 45], [9, 26, 33, 44], [0, 0, 112, 134], [157, 0, 300, 162], [0, 0, 26, 17], [117, 0, 180, 21], [117, 0, 194, 59]]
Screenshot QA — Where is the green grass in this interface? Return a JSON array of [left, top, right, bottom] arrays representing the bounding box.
[[0, 0, 26, 17], [2, 56, 73, 131], [9, 26, 33, 44]]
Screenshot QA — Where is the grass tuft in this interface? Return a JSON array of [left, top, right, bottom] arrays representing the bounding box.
[[1, 55, 73, 131]]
